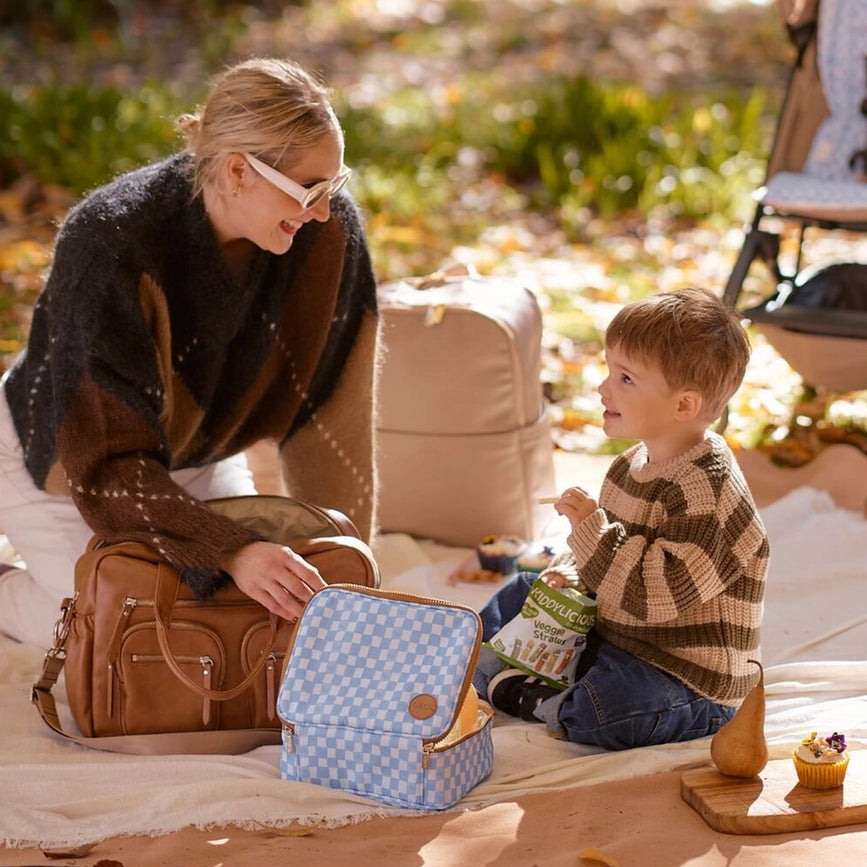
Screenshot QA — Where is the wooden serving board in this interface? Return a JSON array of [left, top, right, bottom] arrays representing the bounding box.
[[681, 749, 867, 835]]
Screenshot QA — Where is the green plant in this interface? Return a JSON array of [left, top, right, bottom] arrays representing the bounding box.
[[2, 60, 775, 238], [0, 0, 119, 41], [0, 81, 182, 194], [341, 72, 774, 234]]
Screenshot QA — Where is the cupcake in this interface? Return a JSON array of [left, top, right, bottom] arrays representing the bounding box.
[[517, 544, 555, 574], [477, 535, 525, 574], [792, 731, 849, 789]]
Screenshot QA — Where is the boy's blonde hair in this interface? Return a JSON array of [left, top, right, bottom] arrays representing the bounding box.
[[177, 57, 340, 198], [604, 288, 750, 421]]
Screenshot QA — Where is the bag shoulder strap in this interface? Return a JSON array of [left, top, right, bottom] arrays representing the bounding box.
[[30, 599, 280, 756]]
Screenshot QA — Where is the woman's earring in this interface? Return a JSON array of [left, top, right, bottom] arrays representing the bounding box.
[[232, 186, 241, 198]]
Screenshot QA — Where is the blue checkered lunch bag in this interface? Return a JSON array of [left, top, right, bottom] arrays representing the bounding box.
[[277, 584, 494, 810]]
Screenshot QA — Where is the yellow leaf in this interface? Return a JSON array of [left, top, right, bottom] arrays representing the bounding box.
[[0, 239, 50, 271], [578, 847, 620, 866]]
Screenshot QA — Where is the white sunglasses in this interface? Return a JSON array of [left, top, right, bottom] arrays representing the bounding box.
[[243, 153, 352, 209]]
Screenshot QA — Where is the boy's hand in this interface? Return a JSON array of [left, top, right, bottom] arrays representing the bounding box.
[[541, 571, 568, 589], [555, 486, 599, 529]]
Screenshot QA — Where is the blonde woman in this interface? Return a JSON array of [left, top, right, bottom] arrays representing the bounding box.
[[0, 58, 379, 646]]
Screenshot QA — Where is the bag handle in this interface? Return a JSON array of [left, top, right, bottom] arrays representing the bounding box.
[[414, 263, 478, 290], [152, 562, 289, 702], [30, 597, 281, 755]]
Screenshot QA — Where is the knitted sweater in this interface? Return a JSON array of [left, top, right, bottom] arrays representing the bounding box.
[[542, 432, 768, 706], [3, 153, 380, 598]]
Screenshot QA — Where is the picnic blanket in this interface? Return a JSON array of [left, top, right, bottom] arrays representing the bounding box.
[[0, 446, 865, 856]]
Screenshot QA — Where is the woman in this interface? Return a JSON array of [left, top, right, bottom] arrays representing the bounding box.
[[0, 58, 380, 646]]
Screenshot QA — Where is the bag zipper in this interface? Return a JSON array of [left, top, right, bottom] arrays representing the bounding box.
[[421, 702, 493, 767], [132, 598, 262, 608], [266, 652, 279, 720]]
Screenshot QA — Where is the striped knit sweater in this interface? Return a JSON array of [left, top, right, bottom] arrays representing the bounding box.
[[543, 432, 768, 706], [3, 153, 380, 598]]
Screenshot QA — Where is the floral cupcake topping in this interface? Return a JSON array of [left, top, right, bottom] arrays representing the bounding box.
[[827, 732, 847, 753], [800, 731, 847, 759]]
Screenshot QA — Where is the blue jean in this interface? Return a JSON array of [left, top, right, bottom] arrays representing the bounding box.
[[473, 573, 735, 751]]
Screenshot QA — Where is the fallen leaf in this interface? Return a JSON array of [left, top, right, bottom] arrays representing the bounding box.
[[40, 843, 98, 858], [578, 847, 620, 866]]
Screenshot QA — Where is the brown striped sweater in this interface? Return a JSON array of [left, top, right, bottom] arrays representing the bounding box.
[[3, 153, 380, 598], [542, 432, 768, 706]]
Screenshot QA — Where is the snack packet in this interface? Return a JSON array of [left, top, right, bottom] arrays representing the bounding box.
[[484, 577, 597, 689]]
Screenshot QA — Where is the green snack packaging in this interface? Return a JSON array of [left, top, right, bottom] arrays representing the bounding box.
[[484, 577, 597, 690]]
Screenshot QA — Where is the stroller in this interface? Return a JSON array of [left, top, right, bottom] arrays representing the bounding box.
[[723, 0, 867, 397]]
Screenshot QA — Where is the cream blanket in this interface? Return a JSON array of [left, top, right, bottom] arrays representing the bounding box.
[[1, 485, 866, 849]]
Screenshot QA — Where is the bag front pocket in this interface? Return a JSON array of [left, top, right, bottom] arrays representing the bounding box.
[[114, 621, 226, 735]]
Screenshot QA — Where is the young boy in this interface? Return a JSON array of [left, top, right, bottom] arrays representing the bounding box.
[[474, 287, 769, 750]]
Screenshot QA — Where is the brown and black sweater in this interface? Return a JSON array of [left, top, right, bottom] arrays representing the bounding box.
[[3, 153, 380, 598], [542, 432, 769, 706]]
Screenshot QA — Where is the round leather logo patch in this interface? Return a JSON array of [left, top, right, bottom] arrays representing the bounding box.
[[408, 693, 438, 720]]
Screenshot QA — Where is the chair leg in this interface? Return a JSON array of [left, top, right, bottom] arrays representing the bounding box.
[[723, 228, 781, 307], [755, 230, 783, 284]]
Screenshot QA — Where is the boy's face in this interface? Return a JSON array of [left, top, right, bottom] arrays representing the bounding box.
[[598, 344, 684, 444]]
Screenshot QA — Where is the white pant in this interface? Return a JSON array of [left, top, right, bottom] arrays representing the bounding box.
[[0, 383, 257, 648]]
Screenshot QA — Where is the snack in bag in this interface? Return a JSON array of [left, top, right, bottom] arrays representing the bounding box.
[[484, 577, 597, 689]]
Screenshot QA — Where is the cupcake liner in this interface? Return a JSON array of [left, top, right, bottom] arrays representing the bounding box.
[[792, 750, 849, 789]]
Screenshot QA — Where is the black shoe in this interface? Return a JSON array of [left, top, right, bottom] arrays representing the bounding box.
[[488, 669, 557, 722]]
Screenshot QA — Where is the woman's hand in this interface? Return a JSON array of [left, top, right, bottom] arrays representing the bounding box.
[[555, 485, 599, 530], [221, 541, 326, 621]]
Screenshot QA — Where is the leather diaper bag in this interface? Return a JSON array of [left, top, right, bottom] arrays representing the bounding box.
[[31, 495, 379, 755]]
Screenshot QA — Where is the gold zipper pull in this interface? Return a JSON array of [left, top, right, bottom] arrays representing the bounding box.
[[201, 655, 213, 726], [282, 724, 295, 753], [266, 653, 277, 721], [105, 597, 137, 672]]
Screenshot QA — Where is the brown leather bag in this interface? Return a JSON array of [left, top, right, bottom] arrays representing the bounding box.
[[31, 495, 379, 754]]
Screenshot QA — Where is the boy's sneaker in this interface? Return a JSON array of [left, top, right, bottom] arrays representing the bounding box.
[[487, 669, 558, 722]]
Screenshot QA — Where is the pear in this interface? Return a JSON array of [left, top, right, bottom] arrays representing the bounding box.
[[710, 659, 769, 778]]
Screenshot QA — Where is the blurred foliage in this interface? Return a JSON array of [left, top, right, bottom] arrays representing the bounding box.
[[0, 1, 781, 226], [340, 75, 770, 232], [6, 0, 862, 458], [0, 0, 121, 41], [0, 72, 771, 232], [0, 0, 272, 40], [0, 83, 182, 192]]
